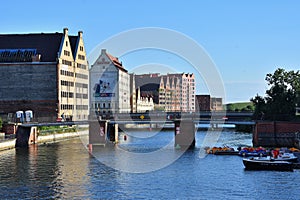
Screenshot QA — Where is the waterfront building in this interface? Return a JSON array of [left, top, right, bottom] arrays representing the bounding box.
[[129, 74, 137, 113], [0, 28, 89, 122], [196, 95, 223, 111], [90, 49, 130, 117], [135, 73, 195, 112], [136, 87, 154, 112]]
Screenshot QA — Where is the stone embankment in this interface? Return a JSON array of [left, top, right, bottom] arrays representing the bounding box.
[[0, 130, 88, 151]]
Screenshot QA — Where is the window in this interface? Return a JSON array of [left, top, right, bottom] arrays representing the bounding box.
[[64, 50, 70, 56], [78, 54, 85, 60], [62, 59, 72, 66]]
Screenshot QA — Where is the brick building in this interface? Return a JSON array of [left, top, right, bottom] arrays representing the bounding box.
[[135, 73, 195, 112], [196, 95, 223, 111], [0, 28, 89, 122]]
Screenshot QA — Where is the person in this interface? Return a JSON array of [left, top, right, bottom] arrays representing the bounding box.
[[272, 149, 279, 159], [61, 113, 65, 121]]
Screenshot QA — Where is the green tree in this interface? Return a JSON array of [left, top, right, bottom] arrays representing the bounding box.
[[251, 68, 300, 121]]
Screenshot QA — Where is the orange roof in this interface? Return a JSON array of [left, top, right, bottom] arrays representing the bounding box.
[[106, 52, 127, 72]]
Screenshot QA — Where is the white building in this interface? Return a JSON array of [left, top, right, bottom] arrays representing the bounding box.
[[136, 88, 154, 112], [90, 49, 130, 117]]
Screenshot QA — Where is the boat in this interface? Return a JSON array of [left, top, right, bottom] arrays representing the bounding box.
[[270, 152, 298, 162], [206, 146, 238, 155], [214, 150, 239, 155], [238, 147, 267, 157], [243, 157, 294, 171]]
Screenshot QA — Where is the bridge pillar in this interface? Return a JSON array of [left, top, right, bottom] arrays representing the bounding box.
[[89, 120, 108, 146], [174, 120, 196, 149], [108, 123, 118, 143], [15, 126, 38, 148]]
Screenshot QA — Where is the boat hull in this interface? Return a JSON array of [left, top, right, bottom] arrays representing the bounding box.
[[214, 151, 239, 155], [243, 159, 294, 171]]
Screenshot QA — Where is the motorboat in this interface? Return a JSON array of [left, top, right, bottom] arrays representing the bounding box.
[[243, 157, 294, 171]]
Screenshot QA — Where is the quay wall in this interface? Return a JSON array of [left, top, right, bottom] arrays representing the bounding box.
[[0, 130, 88, 152], [253, 121, 300, 147]]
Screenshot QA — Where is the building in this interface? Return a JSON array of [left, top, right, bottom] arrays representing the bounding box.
[[0, 28, 89, 122], [90, 49, 130, 117], [135, 87, 154, 112], [135, 73, 195, 112], [129, 74, 137, 113], [196, 95, 223, 111]]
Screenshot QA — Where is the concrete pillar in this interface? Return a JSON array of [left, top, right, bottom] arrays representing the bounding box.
[[107, 123, 118, 142], [174, 120, 196, 149], [15, 126, 31, 148], [115, 123, 119, 143], [89, 120, 108, 145], [28, 126, 37, 144]]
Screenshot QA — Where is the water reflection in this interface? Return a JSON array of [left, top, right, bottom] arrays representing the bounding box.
[[0, 140, 91, 199], [1, 131, 299, 199]]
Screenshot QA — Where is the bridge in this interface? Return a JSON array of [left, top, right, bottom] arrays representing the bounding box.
[[15, 111, 255, 149]]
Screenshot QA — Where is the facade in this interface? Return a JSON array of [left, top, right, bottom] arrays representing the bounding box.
[[196, 95, 223, 111], [129, 74, 137, 113], [90, 49, 130, 117], [135, 73, 195, 112], [0, 28, 89, 122], [136, 87, 154, 112]]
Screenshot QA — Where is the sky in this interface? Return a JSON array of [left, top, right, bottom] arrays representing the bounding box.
[[2, 0, 300, 103]]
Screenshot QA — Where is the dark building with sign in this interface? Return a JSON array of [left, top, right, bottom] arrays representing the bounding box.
[[0, 28, 89, 122]]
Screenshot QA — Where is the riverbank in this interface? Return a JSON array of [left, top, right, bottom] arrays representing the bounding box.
[[0, 130, 88, 151]]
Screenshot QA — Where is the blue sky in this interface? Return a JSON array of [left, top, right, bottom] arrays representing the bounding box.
[[2, 0, 300, 103]]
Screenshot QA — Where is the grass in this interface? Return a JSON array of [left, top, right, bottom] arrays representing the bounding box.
[[225, 102, 254, 112]]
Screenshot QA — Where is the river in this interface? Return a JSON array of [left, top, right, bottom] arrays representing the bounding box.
[[0, 129, 299, 199]]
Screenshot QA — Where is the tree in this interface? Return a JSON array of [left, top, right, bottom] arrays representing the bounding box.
[[251, 68, 300, 121]]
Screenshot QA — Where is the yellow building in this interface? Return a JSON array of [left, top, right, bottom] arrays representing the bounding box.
[[0, 28, 89, 122]]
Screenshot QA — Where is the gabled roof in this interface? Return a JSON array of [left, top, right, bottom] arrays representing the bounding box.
[[106, 52, 128, 72], [0, 33, 64, 62]]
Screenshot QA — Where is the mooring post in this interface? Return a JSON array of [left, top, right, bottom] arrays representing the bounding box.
[[174, 119, 196, 149]]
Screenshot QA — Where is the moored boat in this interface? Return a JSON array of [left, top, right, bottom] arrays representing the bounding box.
[[274, 152, 298, 163], [206, 146, 237, 155], [238, 147, 267, 157], [243, 157, 294, 171], [214, 150, 239, 155]]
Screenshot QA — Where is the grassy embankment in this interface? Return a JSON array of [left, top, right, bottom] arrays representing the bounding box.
[[225, 102, 254, 132]]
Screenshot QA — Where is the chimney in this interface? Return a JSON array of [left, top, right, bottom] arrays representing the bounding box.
[[63, 28, 69, 35], [101, 49, 106, 55], [78, 31, 83, 38]]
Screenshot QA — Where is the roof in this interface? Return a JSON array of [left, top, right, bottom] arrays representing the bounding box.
[[106, 52, 128, 72], [69, 35, 78, 59], [135, 75, 161, 89], [0, 33, 64, 62]]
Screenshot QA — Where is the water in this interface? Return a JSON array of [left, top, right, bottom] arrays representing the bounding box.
[[0, 130, 299, 199]]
